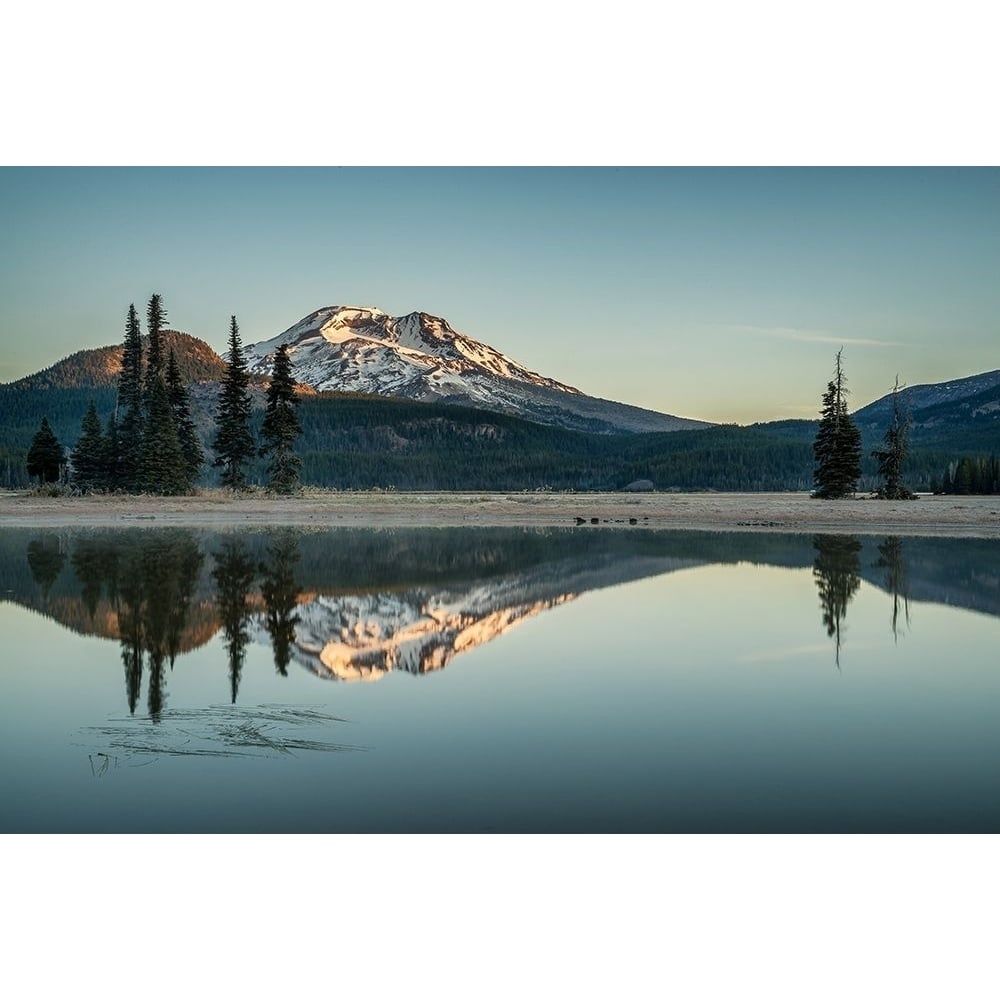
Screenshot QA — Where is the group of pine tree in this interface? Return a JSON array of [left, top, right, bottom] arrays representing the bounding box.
[[811, 349, 916, 501], [26, 295, 302, 495]]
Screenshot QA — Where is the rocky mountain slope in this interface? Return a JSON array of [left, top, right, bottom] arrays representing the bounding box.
[[244, 306, 710, 434]]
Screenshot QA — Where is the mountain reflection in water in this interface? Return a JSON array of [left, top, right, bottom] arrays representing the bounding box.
[[2, 526, 998, 718]]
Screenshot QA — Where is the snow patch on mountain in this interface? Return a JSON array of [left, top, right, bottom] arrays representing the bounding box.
[[244, 305, 711, 434]]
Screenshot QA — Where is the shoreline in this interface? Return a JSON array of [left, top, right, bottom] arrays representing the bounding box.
[[2, 490, 999, 538]]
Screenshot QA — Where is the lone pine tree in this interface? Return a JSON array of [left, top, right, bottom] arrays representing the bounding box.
[[259, 343, 302, 494], [871, 377, 915, 500], [812, 349, 862, 499], [26, 417, 64, 484], [212, 315, 256, 490]]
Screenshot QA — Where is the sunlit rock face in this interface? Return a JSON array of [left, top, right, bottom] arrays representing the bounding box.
[[248, 549, 707, 683], [242, 306, 709, 434], [264, 586, 578, 683]]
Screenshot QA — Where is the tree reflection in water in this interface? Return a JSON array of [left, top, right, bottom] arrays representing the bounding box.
[[874, 536, 910, 642], [26, 536, 67, 602], [259, 531, 302, 677], [212, 538, 256, 704], [812, 534, 862, 668]]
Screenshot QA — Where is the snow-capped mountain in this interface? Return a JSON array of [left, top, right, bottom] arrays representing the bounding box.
[[244, 306, 710, 434]]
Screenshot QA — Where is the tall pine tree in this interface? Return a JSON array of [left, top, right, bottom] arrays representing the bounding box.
[[118, 303, 145, 491], [812, 349, 862, 499], [142, 375, 189, 495], [212, 315, 256, 489], [259, 343, 302, 494], [166, 348, 204, 490], [144, 293, 167, 394]]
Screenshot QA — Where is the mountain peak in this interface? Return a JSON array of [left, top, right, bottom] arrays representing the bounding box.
[[244, 305, 710, 434]]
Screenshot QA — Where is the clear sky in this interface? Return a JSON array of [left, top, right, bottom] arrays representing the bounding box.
[[1, 166, 996, 423]]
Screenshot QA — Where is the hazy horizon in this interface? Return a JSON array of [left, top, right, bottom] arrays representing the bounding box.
[[2, 167, 997, 423]]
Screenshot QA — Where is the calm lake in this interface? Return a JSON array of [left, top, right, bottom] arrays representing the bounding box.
[[1, 525, 998, 832]]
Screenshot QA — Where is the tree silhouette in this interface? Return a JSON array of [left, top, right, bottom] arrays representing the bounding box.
[[872, 378, 915, 500], [26, 536, 67, 601], [142, 375, 189, 495], [212, 316, 256, 490], [874, 536, 910, 641], [116, 540, 146, 715], [166, 348, 204, 491], [213, 538, 256, 703], [812, 534, 862, 667], [118, 303, 145, 490], [812, 350, 862, 499], [259, 344, 302, 494], [143, 293, 167, 395], [72, 400, 106, 489], [259, 532, 302, 675], [102, 411, 122, 491], [26, 417, 64, 484]]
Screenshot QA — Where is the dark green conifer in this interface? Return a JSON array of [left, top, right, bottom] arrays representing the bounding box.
[[812, 349, 862, 499], [102, 412, 121, 491], [259, 343, 302, 494], [26, 417, 64, 484], [212, 315, 256, 490], [72, 400, 106, 489], [166, 348, 204, 490], [144, 293, 167, 394], [118, 303, 145, 491], [141, 375, 189, 495]]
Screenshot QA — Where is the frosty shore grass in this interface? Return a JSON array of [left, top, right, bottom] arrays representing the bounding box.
[[2, 490, 1000, 538]]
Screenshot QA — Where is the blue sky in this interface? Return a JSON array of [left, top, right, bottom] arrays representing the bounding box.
[[1, 166, 997, 423]]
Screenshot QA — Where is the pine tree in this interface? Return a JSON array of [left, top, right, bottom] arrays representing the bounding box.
[[118, 303, 145, 491], [212, 315, 256, 490], [144, 293, 167, 394], [26, 417, 64, 484], [812, 349, 862, 499], [102, 412, 121, 491], [259, 343, 302, 494], [120, 303, 144, 413], [871, 376, 915, 500], [166, 348, 204, 490], [141, 375, 189, 495], [72, 400, 106, 489]]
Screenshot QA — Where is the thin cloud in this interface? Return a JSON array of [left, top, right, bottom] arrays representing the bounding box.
[[725, 325, 903, 348]]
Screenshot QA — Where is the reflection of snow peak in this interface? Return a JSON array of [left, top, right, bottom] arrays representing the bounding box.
[[264, 589, 578, 683]]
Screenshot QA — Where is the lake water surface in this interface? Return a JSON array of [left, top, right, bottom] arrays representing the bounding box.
[[2, 525, 999, 832]]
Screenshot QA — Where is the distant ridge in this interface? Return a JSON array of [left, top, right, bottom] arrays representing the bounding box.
[[853, 369, 1000, 429], [3, 331, 227, 391]]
